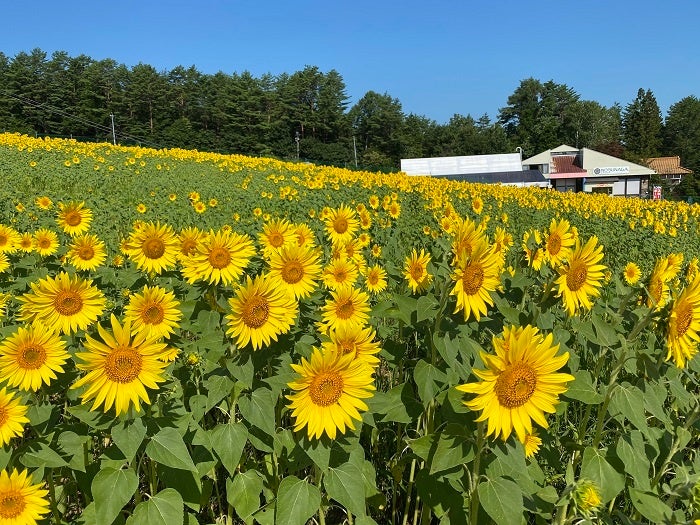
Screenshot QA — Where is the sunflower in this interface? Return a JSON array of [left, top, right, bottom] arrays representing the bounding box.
[[0, 388, 29, 446], [404, 248, 432, 294], [325, 204, 359, 246], [124, 285, 182, 341], [451, 240, 503, 322], [0, 322, 69, 392], [35, 196, 53, 210], [368, 195, 379, 209], [665, 275, 700, 368], [322, 324, 381, 365], [125, 221, 179, 275], [554, 236, 606, 317], [181, 229, 255, 286], [522, 229, 542, 267], [623, 262, 642, 286], [56, 201, 93, 236], [0, 225, 21, 254], [544, 218, 576, 267], [359, 211, 372, 230], [0, 294, 9, 319], [646, 256, 673, 310], [457, 324, 574, 442], [318, 286, 371, 334], [177, 226, 206, 262], [18, 272, 105, 335], [0, 254, 8, 274], [258, 218, 295, 257], [388, 201, 401, 219], [287, 347, 375, 439], [18, 233, 34, 253], [521, 431, 542, 458], [364, 264, 388, 294], [67, 233, 107, 271], [451, 216, 487, 262], [71, 314, 169, 415], [0, 469, 49, 525], [293, 223, 316, 248], [193, 201, 206, 214], [136, 203, 147, 214], [268, 244, 322, 300], [323, 258, 359, 291], [32, 229, 59, 257], [472, 196, 484, 214], [226, 275, 298, 351]]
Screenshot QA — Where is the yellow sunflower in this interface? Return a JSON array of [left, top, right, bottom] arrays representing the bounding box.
[[665, 275, 700, 368], [67, 233, 107, 271], [554, 236, 606, 317], [268, 244, 322, 300], [323, 258, 359, 291], [18, 233, 34, 253], [18, 272, 105, 334], [0, 254, 8, 274], [522, 229, 542, 267], [293, 223, 317, 248], [226, 275, 298, 350], [287, 347, 375, 439], [0, 322, 69, 391], [177, 226, 206, 262], [364, 264, 388, 294], [457, 324, 574, 442], [521, 431, 542, 458], [318, 286, 371, 334], [451, 240, 503, 322], [125, 221, 179, 275], [258, 218, 295, 257], [544, 218, 576, 267], [0, 388, 29, 447], [646, 256, 673, 310], [325, 204, 359, 246], [0, 469, 49, 525], [180, 229, 255, 286], [56, 201, 93, 236], [388, 201, 401, 219], [71, 314, 169, 415], [623, 262, 642, 286], [322, 324, 381, 365], [35, 196, 53, 210], [404, 248, 432, 294], [124, 285, 182, 341], [32, 228, 59, 257]]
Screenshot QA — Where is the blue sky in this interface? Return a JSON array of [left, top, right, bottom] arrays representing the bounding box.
[[3, 0, 699, 124]]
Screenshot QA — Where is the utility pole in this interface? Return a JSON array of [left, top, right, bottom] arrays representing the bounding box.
[[110, 114, 117, 145], [295, 131, 300, 160], [353, 136, 358, 168]]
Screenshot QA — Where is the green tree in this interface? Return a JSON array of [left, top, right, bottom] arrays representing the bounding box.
[[664, 95, 700, 175], [621, 88, 663, 160], [349, 91, 404, 168], [568, 100, 621, 150]]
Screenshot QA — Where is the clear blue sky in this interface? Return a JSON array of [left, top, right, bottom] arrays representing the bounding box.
[[4, 0, 699, 124]]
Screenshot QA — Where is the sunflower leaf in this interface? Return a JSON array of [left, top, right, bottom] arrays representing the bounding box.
[[92, 467, 138, 525], [146, 427, 197, 472], [127, 488, 183, 525], [275, 475, 321, 525], [477, 477, 523, 524], [210, 422, 248, 475]]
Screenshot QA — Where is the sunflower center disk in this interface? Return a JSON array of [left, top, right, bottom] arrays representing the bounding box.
[[462, 264, 485, 295], [494, 363, 537, 409], [566, 260, 588, 292], [0, 491, 26, 519], [547, 234, 562, 256], [334, 270, 347, 282], [53, 290, 84, 316], [676, 302, 693, 337], [208, 247, 231, 269], [105, 347, 143, 383], [340, 341, 356, 356], [64, 211, 82, 226], [143, 238, 166, 259], [335, 299, 355, 320], [19, 344, 47, 369], [38, 238, 51, 249], [0, 234, 8, 247], [309, 372, 344, 406], [282, 262, 304, 284], [143, 304, 165, 325], [242, 296, 269, 328], [78, 245, 95, 260], [0, 407, 8, 427], [181, 240, 197, 257], [269, 232, 285, 248], [410, 264, 424, 281], [334, 218, 348, 234]]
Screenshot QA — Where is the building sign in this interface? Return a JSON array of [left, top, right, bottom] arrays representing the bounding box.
[[653, 185, 662, 200], [593, 166, 630, 175]]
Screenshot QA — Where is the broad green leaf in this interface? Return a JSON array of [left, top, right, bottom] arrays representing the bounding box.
[[238, 388, 276, 435], [416, 295, 438, 322], [609, 383, 647, 431], [477, 477, 523, 524], [614, 431, 651, 490], [204, 372, 234, 411], [325, 461, 366, 517], [392, 294, 417, 324], [591, 311, 618, 346], [210, 422, 248, 475], [227, 470, 263, 522], [127, 488, 184, 525], [564, 370, 603, 404], [354, 517, 379, 525], [429, 425, 475, 475], [413, 360, 447, 405], [112, 417, 147, 463], [369, 383, 422, 424], [187, 395, 208, 423], [58, 431, 90, 472], [20, 442, 68, 469], [92, 467, 138, 525], [146, 427, 197, 472], [629, 488, 673, 523], [275, 475, 321, 525], [580, 447, 625, 503], [156, 465, 201, 512]]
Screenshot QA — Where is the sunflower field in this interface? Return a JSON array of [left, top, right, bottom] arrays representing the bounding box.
[[1, 132, 700, 525]]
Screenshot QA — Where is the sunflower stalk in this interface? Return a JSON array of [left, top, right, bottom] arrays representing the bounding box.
[[650, 400, 700, 489], [468, 422, 485, 525], [592, 343, 628, 449], [47, 469, 61, 525]]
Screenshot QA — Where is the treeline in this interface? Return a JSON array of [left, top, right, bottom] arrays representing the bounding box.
[[1, 49, 699, 190]]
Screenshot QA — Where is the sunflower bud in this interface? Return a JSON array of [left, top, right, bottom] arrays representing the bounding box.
[[574, 479, 602, 515]]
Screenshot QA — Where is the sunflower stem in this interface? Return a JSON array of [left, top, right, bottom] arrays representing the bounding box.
[[650, 400, 700, 489], [315, 466, 326, 525], [468, 422, 485, 525], [401, 458, 417, 525], [592, 344, 628, 449], [47, 469, 61, 525]]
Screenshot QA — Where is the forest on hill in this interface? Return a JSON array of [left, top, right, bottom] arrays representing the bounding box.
[[1, 48, 699, 194]]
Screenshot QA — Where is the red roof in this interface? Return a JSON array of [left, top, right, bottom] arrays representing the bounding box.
[[550, 155, 586, 178], [645, 156, 692, 175]]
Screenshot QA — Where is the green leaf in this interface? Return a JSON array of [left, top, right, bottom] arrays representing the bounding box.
[[146, 427, 197, 472], [210, 422, 248, 475], [477, 477, 523, 524], [92, 467, 139, 525], [275, 475, 321, 525], [204, 372, 234, 411], [238, 388, 276, 435], [564, 370, 603, 404], [429, 425, 475, 475], [325, 461, 366, 517], [112, 417, 147, 463], [156, 464, 202, 512], [58, 431, 90, 472], [20, 442, 68, 469], [392, 294, 417, 324], [629, 488, 673, 523], [127, 488, 184, 525], [413, 360, 447, 405], [227, 470, 263, 522], [580, 447, 625, 503], [614, 431, 651, 490], [416, 295, 438, 322], [369, 383, 422, 424], [609, 382, 647, 431]]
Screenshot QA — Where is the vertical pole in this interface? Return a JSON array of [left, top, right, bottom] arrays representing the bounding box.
[[110, 113, 116, 145], [353, 136, 358, 168]]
